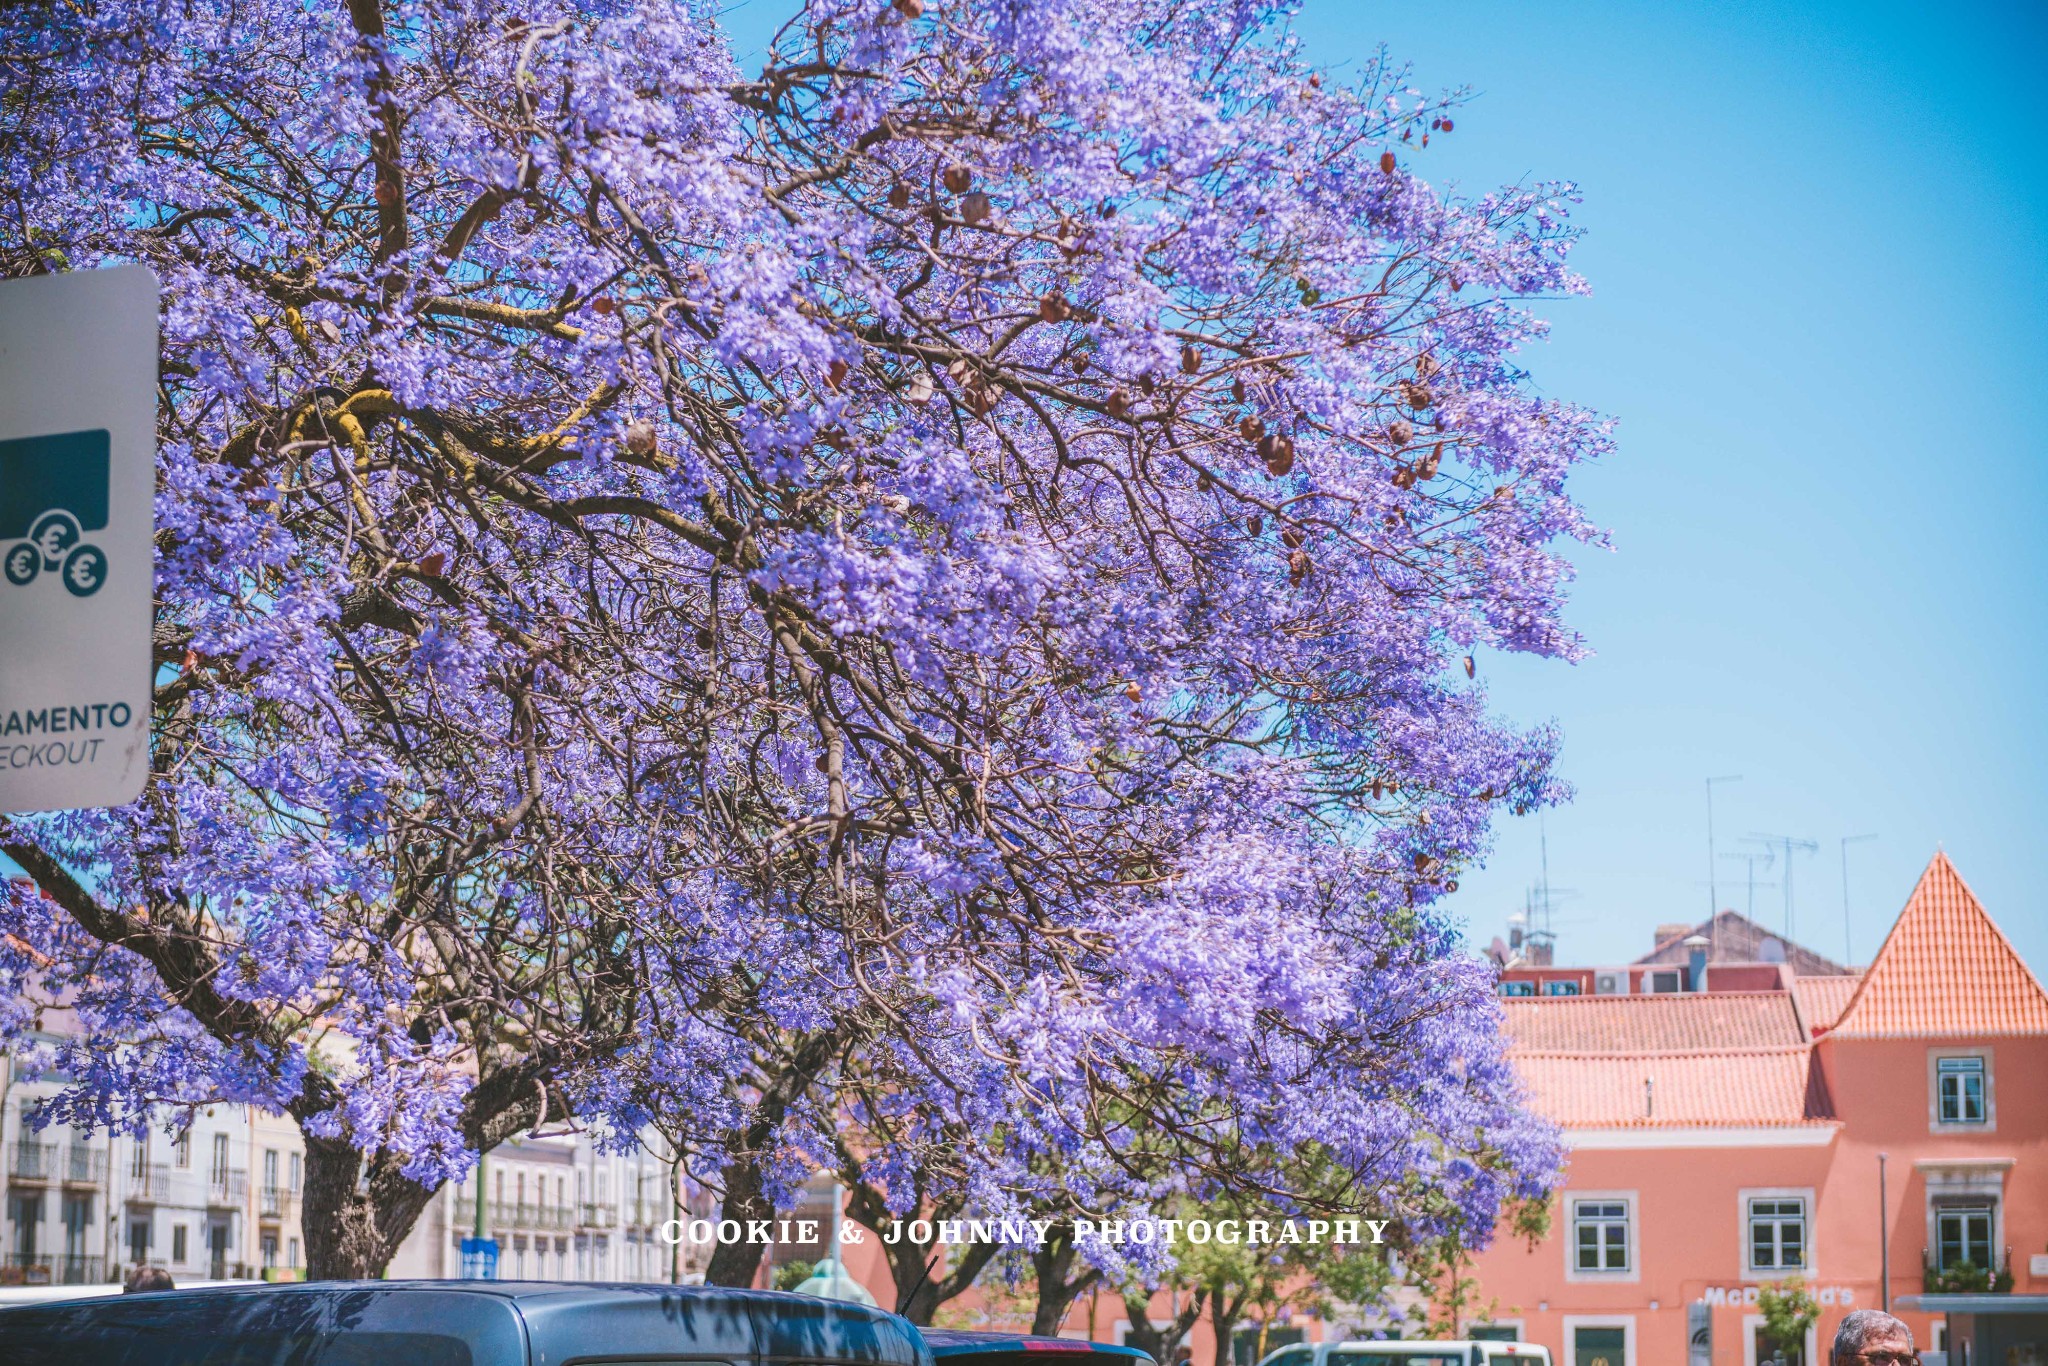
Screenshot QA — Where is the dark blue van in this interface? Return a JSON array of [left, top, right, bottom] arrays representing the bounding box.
[[0, 1281, 1154, 1366]]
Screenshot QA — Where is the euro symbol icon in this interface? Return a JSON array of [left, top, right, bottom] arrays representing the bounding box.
[[62, 543, 107, 597]]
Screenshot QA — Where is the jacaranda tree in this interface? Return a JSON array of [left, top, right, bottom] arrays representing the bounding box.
[[0, 0, 1603, 1281]]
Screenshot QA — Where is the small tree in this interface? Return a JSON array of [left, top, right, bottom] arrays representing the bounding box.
[[1758, 1279, 1820, 1364]]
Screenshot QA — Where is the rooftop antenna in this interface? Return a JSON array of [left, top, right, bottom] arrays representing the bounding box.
[[1745, 832, 1818, 942], [1705, 775, 1743, 919], [1840, 834, 1878, 965], [1719, 850, 1777, 919]]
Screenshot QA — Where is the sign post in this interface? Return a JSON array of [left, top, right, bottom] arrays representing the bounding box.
[[0, 265, 158, 813]]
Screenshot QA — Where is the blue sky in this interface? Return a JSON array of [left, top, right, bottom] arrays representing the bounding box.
[[718, 1, 2048, 975]]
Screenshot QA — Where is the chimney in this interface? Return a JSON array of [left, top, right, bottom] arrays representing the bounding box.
[[1655, 922, 1692, 951], [1684, 934, 1711, 992]]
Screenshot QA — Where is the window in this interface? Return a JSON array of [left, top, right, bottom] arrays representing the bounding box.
[[173, 1129, 191, 1169], [172, 1224, 188, 1263], [1547, 979, 1582, 997], [1573, 1199, 1631, 1273], [127, 1216, 151, 1264], [264, 1148, 279, 1191], [1572, 1325, 1627, 1366], [262, 1233, 278, 1269], [1935, 1203, 1995, 1271], [1937, 1057, 1987, 1125], [289, 1237, 300, 1268], [211, 1133, 230, 1184], [1748, 1197, 1807, 1272], [1649, 969, 1683, 994], [289, 1151, 302, 1194], [1500, 981, 1536, 997]]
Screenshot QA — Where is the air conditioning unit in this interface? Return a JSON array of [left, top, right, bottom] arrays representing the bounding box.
[[1594, 971, 1625, 996]]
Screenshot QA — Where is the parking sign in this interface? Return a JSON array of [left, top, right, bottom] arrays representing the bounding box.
[[0, 266, 158, 812]]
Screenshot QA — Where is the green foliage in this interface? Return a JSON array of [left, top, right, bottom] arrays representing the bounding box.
[[1758, 1278, 1820, 1358], [773, 1259, 817, 1292]]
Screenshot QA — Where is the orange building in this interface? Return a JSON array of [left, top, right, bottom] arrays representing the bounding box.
[[1469, 852, 2048, 1366]]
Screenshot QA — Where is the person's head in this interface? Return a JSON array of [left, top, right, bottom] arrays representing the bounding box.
[[123, 1264, 175, 1294], [1831, 1310, 1916, 1366]]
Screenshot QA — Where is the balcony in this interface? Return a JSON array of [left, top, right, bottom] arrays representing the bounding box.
[[63, 1146, 108, 1186], [206, 1168, 249, 1208], [7, 1142, 55, 1183], [259, 1185, 297, 1221], [1923, 1246, 2015, 1294], [125, 1163, 173, 1204], [0, 1254, 53, 1285], [580, 1201, 618, 1229]]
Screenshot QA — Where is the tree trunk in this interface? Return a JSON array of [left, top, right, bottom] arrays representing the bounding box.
[[1207, 1288, 1249, 1366], [299, 1134, 438, 1280], [1031, 1224, 1104, 1336], [842, 1177, 1000, 1323], [703, 1152, 775, 1288], [1122, 1287, 1206, 1364]]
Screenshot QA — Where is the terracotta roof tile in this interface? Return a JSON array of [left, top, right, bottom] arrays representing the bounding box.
[[1792, 974, 1863, 1035], [1512, 1048, 1835, 1129], [1828, 851, 2048, 1039], [1502, 992, 1804, 1052]]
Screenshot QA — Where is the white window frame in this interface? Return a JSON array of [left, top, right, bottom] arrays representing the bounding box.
[[1470, 1318, 1526, 1345], [1565, 1191, 1639, 1283], [1742, 1313, 1817, 1366], [1563, 1315, 1635, 1366], [1928, 1049, 1994, 1132], [1739, 1187, 1816, 1279], [1931, 1200, 1998, 1273]]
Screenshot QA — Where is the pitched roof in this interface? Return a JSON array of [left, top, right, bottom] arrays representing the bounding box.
[[1635, 909, 1850, 976], [1513, 1048, 1835, 1129], [1828, 851, 2048, 1039], [1502, 992, 1804, 1052], [1792, 974, 1863, 1035]]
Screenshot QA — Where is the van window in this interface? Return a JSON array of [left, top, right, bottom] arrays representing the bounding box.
[[1328, 1354, 1467, 1366]]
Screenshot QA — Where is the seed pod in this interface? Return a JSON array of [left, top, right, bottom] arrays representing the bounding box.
[[1039, 292, 1071, 323], [826, 359, 850, 389], [815, 754, 831, 773], [1464, 655, 1475, 678], [1380, 150, 1397, 174], [943, 164, 972, 193], [1071, 353, 1090, 375], [1247, 515, 1263, 537], [1239, 415, 1265, 440], [1440, 117, 1454, 132], [1106, 389, 1132, 418], [1415, 354, 1440, 380], [1124, 681, 1142, 702], [1413, 851, 1433, 874], [1446, 879, 1459, 893], [1230, 376, 1247, 404], [1392, 466, 1416, 490], [1180, 344, 1201, 374], [317, 319, 344, 343], [417, 552, 447, 578], [1281, 527, 1305, 549], [374, 178, 397, 207], [1288, 548, 1312, 584], [624, 420, 658, 456], [960, 192, 991, 224], [1388, 418, 1414, 446], [1419, 442, 1443, 479], [892, 0, 923, 15], [1372, 778, 1384, 799], [1258, 433, 1295, 477], [1196, 471, 1213, 492], [902, 371, 934, 404], [1139, 374, 1157, 396], [1403, 381, 1434, 410], [887, 180, 911, 209], [695, 627, 715, 649], [590, 296, 616, 315]]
